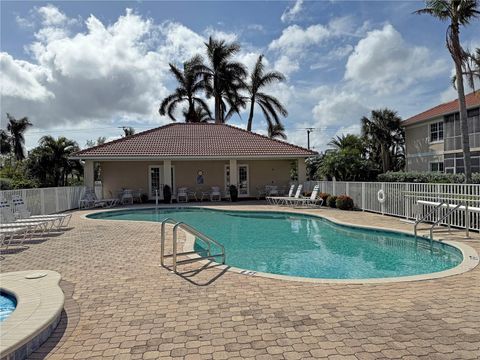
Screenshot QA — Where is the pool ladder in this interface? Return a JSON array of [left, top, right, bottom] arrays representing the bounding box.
[[414, 201, 462, 241], [160, 218, 225, 273]]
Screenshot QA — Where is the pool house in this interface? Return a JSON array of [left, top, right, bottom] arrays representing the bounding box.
[[71, 123, 317, 200]]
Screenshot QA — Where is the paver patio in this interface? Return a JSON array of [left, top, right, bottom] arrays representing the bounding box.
[[1, 203, 479, 360]]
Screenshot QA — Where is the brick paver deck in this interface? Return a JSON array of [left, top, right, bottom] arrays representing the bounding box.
[[1, 203, 479, 360]]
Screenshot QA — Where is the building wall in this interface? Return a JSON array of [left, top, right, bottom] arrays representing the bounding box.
[[99, 159, 294, 199]]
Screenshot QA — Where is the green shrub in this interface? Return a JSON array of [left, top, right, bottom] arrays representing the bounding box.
[[326, 195, 337, 208], [377, 171, 480, 184], [0, 178, 13, 190], [318, 192, 330, 206], [336, 195, 354, 210]]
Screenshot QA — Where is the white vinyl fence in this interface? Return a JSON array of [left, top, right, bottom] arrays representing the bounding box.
[[0, 185, 102, 215], [305, 181, 480, 232]]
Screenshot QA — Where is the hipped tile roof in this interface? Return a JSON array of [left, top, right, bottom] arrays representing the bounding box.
[[72, 123, 317, 159]]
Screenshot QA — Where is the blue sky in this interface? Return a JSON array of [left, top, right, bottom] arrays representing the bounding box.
[[1, 0, 479, 150]]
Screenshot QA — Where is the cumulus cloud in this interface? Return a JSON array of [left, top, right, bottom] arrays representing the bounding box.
[[345, 24, 448, 94], [204, 27, 238, 42], [269, 24, 330, 56], [274, 55, 299, 77], [281, 0, 304, 23]]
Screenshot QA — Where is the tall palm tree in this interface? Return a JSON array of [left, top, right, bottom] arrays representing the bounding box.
[[159, 55, 211, 122], [0, 129, 11, 155], [201, 37, 247, 123], [267, 123, 287, 140], [246, 55, 287, 132], [37, 136, 80, 186], [6, 114, 32, 161], [361, 109, 405, 173], [415, 0, 479, 183]]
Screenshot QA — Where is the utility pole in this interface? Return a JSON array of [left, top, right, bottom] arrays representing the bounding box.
[[305, 128, 315, 150]]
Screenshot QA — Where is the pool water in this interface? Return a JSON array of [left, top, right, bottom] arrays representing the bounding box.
[[88, 208, 463, 279], [0, 292, 16, 322]]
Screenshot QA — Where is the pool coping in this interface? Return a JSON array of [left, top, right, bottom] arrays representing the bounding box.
[[83, 205, 479, 284], [0, 270, 64, 360]]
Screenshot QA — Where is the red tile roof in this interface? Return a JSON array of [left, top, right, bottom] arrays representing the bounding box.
[[402, 91, 480, 126], [72, 123, 317, 159]]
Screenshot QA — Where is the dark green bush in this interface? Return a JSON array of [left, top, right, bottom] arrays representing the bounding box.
[[377, 171, 480, 184], [163, 185, 172, 204], [318, 192, 330, 206], [336, 195, 354, 210], [229, 185, 238, 202], [326, 195, 337, 208]]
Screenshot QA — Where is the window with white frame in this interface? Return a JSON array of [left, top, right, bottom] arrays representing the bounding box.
[[430, 161, 444, 172], [430, 121, 444, 142]]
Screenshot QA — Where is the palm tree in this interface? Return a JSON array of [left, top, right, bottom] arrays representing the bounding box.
[[159, 55, 212, 122], [415, 0, 479, 183], [246, 55, 287, 132], [0, 129, 11, 155], [201, 37, 247, 123], [328, 134, 364, 153], [37, 136, 80, 186], [122, 127, 135, 137], [5, 114, 32, 161], [361, 109, 405, 173], [268, 123, 287, 140], [182, 106, 212, 123]]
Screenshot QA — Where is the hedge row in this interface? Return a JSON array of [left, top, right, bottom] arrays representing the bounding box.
[[377, 172, 480, 184]]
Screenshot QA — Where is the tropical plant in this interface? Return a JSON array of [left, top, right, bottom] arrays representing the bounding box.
[[86, 137, 106, 148], [326, 195, 337, 208], [123, 127, 135, 137], [415, 0, 479, 183], [361, 109, 405, 173], [182, 105, 212, 123], [5, 113, 32, 161], [246, 55, 287, 132], [159, 55, 212, 122], [0, 129, 11, 155], [201, 37, 247, 123], [267, 122, 287, 140], [328, 134, 364, 153], [318, 148, 377, 181], [26, 136, 81, 186]]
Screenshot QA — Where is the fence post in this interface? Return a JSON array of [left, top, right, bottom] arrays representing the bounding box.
[[333, 179, 336, 195], [346, 182, 349, 196], [55, 188, 60, 213], [405, 183, 410, 219], [361, 182, 365, 211], [40, 188, 46, 215], [381, 183, 385, 215], [66, 187, 71, 210]]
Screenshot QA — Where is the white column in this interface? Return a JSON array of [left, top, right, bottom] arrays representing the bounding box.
[[229, 159, 238, 187], [84, 160, 95, 189], [297, 158, 306, 185], [163, 160, 172, 188]]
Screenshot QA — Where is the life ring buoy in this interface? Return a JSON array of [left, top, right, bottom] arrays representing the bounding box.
[[377, 189, 386, 204]]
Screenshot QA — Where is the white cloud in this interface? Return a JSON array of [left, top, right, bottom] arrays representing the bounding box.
[[269, 24, 330, 56], [204, 27, 238, 42], [327, 44, 353, 60], [281, 0, 304, 23], [0, 52, 53, 101], [274, 55, 299, 77], [37, 4, 70, 26], [345, 24, 448, 94]]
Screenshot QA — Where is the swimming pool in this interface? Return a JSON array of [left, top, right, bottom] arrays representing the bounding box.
[[0, 292, 16, 322], [88, 208, 463, 280]]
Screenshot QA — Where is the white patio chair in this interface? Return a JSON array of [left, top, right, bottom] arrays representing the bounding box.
[[121, 190, 134, 205], [289, 185, 322, 207], [281, 184, 303, 206], [266, 184, 296, 205], [256, 186, 266, 200], [0, 227, 31, 249], [177, 187, 188, 203], [210, 186, 222, 202], [11, 195, 72, 227]]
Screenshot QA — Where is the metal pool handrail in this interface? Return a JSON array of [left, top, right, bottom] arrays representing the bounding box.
[[160, 217, 226, 272]]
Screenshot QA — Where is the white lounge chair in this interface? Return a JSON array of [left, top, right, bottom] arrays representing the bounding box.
[[0, 227, 31, 249], [289, 185, 322, 207], [0, 200, 56, 232], [210, 187, 222, 202], [266, 184, 296, 205], [11, 195, 72, 227], [272, 185, 303, 206]]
